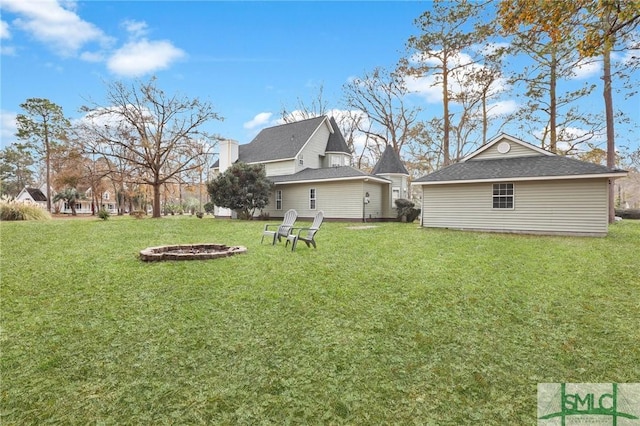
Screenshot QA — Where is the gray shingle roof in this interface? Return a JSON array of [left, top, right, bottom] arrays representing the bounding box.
[[239, 116, 328, 163], [269, 166, 390, 184], [413, 155, 626, 183], [371, 145, 409, 175], [26, 187, 47, 201], [325, 117, 350, 154]]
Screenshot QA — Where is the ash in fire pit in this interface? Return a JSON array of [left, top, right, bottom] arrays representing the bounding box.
[[139, 243, 247, 261]]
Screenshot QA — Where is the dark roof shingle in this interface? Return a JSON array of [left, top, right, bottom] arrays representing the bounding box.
[[414, 155, 626, 183], [325, 117, 350, 154], [26, 187, 47, 201], [239, 116, 327, 163], [269, 166, 389, 183], [371, 145, 409, 175]]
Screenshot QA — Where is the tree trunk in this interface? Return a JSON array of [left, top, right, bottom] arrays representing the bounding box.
[[603, 41, 615, 223], [44, 125, 52, 213], [442, 60, 451, 166], [152, 183, 162, 218], [549, 47, 557, 153]]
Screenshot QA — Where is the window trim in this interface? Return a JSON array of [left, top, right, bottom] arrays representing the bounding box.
[[309, 188, 316, 210], [392, 187, 400, 208], [492, 183, 514, 210], [275, 190, 283, 210]]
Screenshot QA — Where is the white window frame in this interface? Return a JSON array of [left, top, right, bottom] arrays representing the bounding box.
[[492, 183, 514, 209], [299, 155, 304, 166], [309, 188, 316, 210], [392, 187, 400, 207], [275, 190, 283, 210]]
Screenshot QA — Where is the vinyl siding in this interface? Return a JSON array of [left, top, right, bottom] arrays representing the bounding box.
[[262, 181, 386, 220], [265, 160, 295, 176], [473, 140, 544, 160], [297, 124, 331, 172], [421, 178, 609, 235]]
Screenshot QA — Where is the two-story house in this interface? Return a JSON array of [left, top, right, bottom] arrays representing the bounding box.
[[212, 115, 409, 221]]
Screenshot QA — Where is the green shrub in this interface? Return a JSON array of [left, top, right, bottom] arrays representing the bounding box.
[[97, 208, 110, 220], [203, 202, 215, 214], [615, 209, 640, 219], [0, 196, 51, 221], [394, 198, 421, 223]]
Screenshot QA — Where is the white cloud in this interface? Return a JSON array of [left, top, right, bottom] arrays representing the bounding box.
[[1, 20, 10, 38], [107, 39, 185, 77], [0, 110, 17, 146], [2, 0, 112, 56], [122, 19, 149, 39], [243, 112, 273, 130], [487, 100, 518, 118], [571, 58, 601, 79]]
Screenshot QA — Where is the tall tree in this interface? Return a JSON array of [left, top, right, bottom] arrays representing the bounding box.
[[498, 0, 640, 221], [78, 78, 222, 218], [15, 98, 70, 212], [403, 0, 491, 166], [0, 143, 36, 196]]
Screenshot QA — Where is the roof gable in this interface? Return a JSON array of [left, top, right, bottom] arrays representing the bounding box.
[[462, 134, 553, 162], [239, 116, 331, 163], [371, 145, 409, 175], [26, 187, 47, 201], [325, 117, 350, 154]]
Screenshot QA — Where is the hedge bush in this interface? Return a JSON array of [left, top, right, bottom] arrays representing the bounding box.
[[394, 198, 421, 223]]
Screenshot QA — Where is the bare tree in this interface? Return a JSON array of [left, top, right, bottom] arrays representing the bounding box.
[[78, 78, 222, 218], [342, 67, 421, 158]]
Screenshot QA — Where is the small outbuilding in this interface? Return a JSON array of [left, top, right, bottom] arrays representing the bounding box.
[[16, 187, 48, 210], [412, 134, 628, 236]]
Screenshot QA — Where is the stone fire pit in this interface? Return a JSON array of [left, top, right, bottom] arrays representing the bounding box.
[[139, 243, 247, 262]]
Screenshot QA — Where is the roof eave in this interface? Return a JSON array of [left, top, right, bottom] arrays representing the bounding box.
[[274, 175, 391, 185], [411, 171, 629, 186]]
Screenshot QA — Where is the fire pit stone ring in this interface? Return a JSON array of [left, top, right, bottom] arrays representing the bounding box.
[[139, 243, 247, 262]]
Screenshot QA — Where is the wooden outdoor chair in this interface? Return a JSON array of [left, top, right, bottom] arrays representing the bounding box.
[[261, 209, 298, 245], [285, 211, 324, 251]]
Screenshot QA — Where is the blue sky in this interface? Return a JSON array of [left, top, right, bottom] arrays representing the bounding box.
[[1, 0, 639, 155]]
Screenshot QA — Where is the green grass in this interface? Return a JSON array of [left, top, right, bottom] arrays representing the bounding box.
[[1, 216, 639, 424]]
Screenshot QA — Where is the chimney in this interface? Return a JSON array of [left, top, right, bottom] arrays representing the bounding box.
[[218, 139, 239, 173]]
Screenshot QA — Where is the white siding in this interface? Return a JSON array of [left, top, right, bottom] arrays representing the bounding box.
[[261, 181, 388, 220], [473, 140, 545, 160], [421, 178, 609, 235], [297, 124, 331, 172], [265, 160, 295, 176]]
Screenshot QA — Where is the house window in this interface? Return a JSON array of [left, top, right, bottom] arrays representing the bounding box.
[[299, 155, 304, 166], [276, 190, 283, 210], [392, 187, 400, 206], [309, 188, 316, 210], [103, 192, 110, 200], [492, 183, 514, 209], [330, 155, 341, 167]]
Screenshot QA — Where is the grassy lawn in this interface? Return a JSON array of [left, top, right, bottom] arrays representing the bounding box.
[[1, 216, 639, 424]]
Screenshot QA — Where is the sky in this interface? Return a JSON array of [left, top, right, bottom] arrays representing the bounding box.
[[1, 0, 639, 156]]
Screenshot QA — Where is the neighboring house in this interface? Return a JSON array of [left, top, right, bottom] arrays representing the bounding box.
[[57, 188, 118, 215], [212, 115, 409, 221], [412, 134, 628, 236], [16, 187, 48, 210]]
